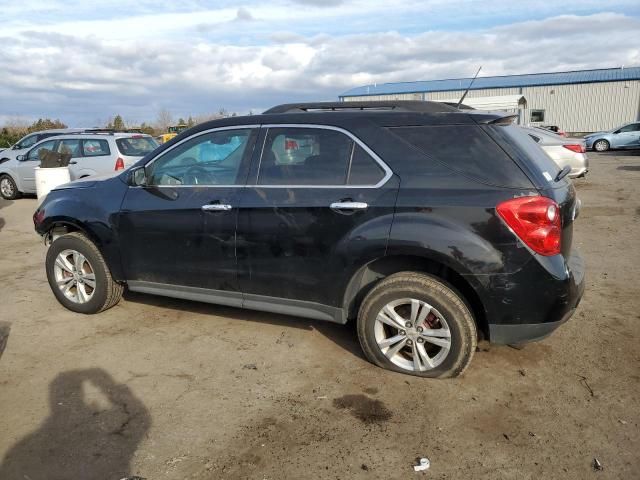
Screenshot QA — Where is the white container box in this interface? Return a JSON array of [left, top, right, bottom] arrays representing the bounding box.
[[35, 167, 71, 203]]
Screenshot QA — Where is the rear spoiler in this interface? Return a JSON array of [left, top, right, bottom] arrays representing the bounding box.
[[470, 113, 519, 125]]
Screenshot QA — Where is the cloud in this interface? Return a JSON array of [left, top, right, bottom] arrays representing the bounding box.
[[235, 7, 254, 21], [0, 8, 638, 124]]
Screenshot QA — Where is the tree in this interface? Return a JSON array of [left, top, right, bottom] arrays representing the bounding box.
[[177, 117, 186, 126], [112, 115, 125, 131], [187, 115, 195, 127], [155, 108, 174, 133]]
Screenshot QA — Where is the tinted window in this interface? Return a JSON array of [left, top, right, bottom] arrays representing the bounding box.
[[490, 125, 563, 186], [116, 137, 158, 156], [258, 128, 352, 185], [57, 139, 81, 157], [27, 140, 57, 160], [148, 128, 253, 186], [618, 123, 640, 133], [82, 139, 110, 157], [348, 144, 385, 185], [390, 125, 530, 187]]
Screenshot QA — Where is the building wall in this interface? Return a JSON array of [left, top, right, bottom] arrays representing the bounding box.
[[343, 80, 640, 133]]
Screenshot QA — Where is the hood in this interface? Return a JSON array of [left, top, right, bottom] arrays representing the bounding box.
[[52, 170, 122, 191]]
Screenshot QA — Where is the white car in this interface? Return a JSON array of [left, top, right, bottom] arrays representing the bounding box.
[[521, 126, 588, 178], [0, 133, 159, 199]]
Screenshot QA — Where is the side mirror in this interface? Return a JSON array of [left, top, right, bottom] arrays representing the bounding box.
[[16, 154, 25, 161], [12, 144, 20, 150], [613, 130, 621, 134], [131, 166, 147, 186]]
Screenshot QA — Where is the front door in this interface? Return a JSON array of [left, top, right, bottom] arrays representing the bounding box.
[[18, 139, 58, 193], [118, 127, 258, 296], [612, 123, 640, 148], [237, 125, 399, 318]]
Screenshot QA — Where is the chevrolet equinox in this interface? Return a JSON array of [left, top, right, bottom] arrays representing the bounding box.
[[33, 101, 585, 378]]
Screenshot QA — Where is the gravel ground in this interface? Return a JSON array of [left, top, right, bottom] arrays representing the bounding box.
[[0, 151, 638, 479]]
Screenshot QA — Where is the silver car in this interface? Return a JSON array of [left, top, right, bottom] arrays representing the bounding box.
[[584, 122, 640, 152], [521, 126, 588, 178], [0, 133, 158, 199], [0, 128, 88, 162]]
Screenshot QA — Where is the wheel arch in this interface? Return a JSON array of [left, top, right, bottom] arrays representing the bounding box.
[[343, 254, 489, 339]]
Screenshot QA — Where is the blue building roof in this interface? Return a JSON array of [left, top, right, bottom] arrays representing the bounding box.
[[340, 66, 640, 98]]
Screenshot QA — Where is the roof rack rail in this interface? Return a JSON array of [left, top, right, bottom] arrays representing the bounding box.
[[263, 101, 460, 114]]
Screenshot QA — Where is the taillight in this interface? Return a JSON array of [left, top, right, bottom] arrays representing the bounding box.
[[115, 157, 125, 171], [563, 144, 585, 153], [497, 196, 562, 256], [33, 208, 45, 227]]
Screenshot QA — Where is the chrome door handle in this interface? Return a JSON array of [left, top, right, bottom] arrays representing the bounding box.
[[330, 201, 368, 211], [201, 204, 232, 211]]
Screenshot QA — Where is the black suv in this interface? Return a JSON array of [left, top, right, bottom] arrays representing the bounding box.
[[34, 101, 584, 378]]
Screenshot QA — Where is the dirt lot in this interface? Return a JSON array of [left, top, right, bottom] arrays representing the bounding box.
[[0, 151, 639, 479]]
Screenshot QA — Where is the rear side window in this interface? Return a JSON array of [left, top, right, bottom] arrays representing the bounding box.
[[116, 137, 158, 156], [259, 128, 352, 185], [82, 139, 110, 157], [57, 139, 81, 157], [390, 125, 531, 187]]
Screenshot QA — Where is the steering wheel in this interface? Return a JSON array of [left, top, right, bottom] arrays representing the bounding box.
[[183, 166, 215, 185]]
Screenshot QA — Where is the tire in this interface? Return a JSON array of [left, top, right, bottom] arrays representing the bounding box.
[[357, 272, 477, 378], [593, 139, 610, 152], [0, 174, 21, 200], [45, 232, 123, 314]]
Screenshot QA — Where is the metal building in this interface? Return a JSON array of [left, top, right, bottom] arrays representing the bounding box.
[[339, 67, 640, 134]]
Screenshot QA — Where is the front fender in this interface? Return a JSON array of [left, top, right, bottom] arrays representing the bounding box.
[[0, 166, 23, 192], [34, 178, 128, 280]]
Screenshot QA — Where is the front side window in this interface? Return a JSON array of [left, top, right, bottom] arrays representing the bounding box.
[[258, 128, 353, 186], [27, 140, 57, 160], [530, 110, 545, 123], [617, 123, 640, 133], [147, 128, 253, 186], [17, 135, 38, 149], [57, 139, 81, 157], [82, 139, 110, 157]]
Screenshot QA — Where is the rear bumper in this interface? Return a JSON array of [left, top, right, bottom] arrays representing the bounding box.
[[479, 250, 585, 344]]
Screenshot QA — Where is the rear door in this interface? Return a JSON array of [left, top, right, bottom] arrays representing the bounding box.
[[236, 125, 399, 319], [118, 126, 258, 295], [56, 139, 83, 180], [75, 138, 113, 177]]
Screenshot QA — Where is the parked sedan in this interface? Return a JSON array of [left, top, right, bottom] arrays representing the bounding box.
[[0, 133, 158, 199], [584, 122, 640, 152], [522, 126, 588, 178]]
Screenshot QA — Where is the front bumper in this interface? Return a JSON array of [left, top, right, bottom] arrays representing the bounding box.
[[480, 250, 585, 345]]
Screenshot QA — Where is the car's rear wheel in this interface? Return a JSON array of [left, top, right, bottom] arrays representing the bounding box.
[[45, 232, 123, 314], [593, 139, 610, 152], [0, 174, 20, 200], [357, 272, 477, 378]]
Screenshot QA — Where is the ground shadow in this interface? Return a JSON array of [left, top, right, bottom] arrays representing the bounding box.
[[599, 148, 640, 157], [0, 368, 151, 480], [0, 198, 14, 233], [0, 321, 10, 361], [124, 290, 365, 361], [617, 165, 640, 171]]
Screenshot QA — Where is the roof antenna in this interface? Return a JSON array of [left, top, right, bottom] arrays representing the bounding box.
[[456, 66, 482, 109]]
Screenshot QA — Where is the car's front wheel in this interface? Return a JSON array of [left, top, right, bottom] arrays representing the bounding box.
[[0, 174, 20, 200], [593, 139, 610, 152], [45, 232, 123, 314], [357, 272, 477, 378]]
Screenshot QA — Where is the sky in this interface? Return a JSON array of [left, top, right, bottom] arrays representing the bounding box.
[[0, 0, 639, 126]]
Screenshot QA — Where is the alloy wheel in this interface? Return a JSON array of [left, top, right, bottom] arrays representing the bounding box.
[[53, 249, 97, 304], [0, 178, 14, 198], [374, 298, 451, 372], [594, 140, 609, 152]]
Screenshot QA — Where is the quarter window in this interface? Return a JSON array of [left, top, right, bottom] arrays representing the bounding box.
[[147, 129, 254, 186], [82, 139, 110, 157], [347, 144, 385, 185]]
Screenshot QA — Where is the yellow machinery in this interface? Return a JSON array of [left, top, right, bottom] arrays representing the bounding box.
[[156, 124, 188, 144]]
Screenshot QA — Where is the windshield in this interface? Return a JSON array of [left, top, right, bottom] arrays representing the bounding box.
[[116, 137, 158, 156]]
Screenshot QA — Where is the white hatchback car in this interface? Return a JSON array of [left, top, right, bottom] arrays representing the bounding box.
[[0, 133, 159, 199], [521, 126, 588, 178]]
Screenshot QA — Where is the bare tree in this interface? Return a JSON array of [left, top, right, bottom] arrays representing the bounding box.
[[155, 108, 174, 133]]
